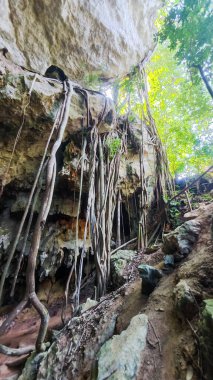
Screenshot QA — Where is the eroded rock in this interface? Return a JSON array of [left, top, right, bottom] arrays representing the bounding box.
[[97, 314, 148, 380], [0, 0, 160, 81], [163, 220, 201, 258], [0, 56, 115, 188], [81, 298, 97, 313], [110, 250, 136, 287], [173, 280, 198, 321], [138, 264, 163, 295]]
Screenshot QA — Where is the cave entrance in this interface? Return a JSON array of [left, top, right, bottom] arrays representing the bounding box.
[[113, 202, 130, 246]]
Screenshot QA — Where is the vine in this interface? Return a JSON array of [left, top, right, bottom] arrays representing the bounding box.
[[0, 79, 73, 355]]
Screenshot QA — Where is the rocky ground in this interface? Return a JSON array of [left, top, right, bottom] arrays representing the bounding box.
[[0, 201, 212, 380]]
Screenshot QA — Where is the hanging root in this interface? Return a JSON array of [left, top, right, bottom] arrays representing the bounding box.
[[10, 160, 49, 298], [0, 80, 73, 354], [0, 75, 38, 200], [0, 101, 64, 306], [0, 344, 35, 356]]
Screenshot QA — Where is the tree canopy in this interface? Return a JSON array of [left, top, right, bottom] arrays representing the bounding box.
[[147, 43, 212, 176], [158, 0, 213, 98], [116, 43, 212, 177]]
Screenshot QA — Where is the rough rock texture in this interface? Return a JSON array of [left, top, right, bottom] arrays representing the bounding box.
[[137, 202, 213, 380], [110, 250, 136, 287], [173, 280, 198, 320], [138, 264, 163, 295], [97, 314, 148, 380], [0, 55, 115, 188], [0, 0, 160, 81], [1, 203, 212, 380], [162, 220, 201, 258], [0, 55, 157, 289]]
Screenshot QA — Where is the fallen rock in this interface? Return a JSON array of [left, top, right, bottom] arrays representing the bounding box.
[[163, 254, 174, 267], [111, 250, 136, 287], [173, 280, 198, 321], [199, 299, 213, 380], [97, 314, 148, 380], [163, 220, 201, 257], [138, 264, 163, 295], [183, 209, 200, 221], [81, 298, 97, 313]]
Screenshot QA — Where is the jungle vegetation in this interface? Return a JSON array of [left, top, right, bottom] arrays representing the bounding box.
[[116, 0, 213, 177]]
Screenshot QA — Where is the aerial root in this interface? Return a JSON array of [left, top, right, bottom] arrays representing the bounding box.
[[0, 79, 73, 355]]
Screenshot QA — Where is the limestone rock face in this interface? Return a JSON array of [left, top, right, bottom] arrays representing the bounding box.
[[0, 55, 115, 188], [0, 56, 157, 301], [110, 250, 136, 287], [97, 314, 148, 380], [162, 220, 201, 258], [173, 280, 198, 321], [0, 0, 160, 81]]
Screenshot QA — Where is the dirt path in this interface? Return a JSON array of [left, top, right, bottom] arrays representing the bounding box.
[[137, 202, 213, 380], [0, 202, 212, 380]]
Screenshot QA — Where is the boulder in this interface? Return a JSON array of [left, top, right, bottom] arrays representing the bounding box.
[[110, 250, 136, 287], [138, 264, 163, 295], [162, 220, 201, 258], [183, 209, 200, 221], [163, 254, 174, 267], [173, 280, 198, 321], [81, 298, 97, 313], [97, 314, 148, 380]]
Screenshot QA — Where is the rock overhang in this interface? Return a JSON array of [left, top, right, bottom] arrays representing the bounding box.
[[0, 0, 161, 82]]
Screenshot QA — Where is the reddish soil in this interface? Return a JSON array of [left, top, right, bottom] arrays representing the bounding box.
[[0, 290, 68, 379]]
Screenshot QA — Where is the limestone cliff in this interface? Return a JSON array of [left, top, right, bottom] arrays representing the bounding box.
[[0, 0, 160, 80], [0, 54, 157, 290], [0, 2, 166, 379]]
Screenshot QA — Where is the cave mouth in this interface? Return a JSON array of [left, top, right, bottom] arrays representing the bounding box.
[[113, 202, 131, 245]]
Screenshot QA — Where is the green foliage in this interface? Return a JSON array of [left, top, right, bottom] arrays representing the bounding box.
[[106, 137, 121, 159], [168, 199, 182, 228], [82, 71, 102, 90], [147, 43, 213, 176], [159, 0, 213, 92], [116, 41, 212, 177]]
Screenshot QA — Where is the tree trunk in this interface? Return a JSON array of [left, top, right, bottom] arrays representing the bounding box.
[[197, 64, 213, 99]]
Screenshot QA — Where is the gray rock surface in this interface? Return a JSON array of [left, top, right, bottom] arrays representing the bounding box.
[[97, 314, 148, 380], [0, 0, 160, 81], [173, 280, 198, 320], [0, 56, 115, 188], [138, 264, 163, 295], [111, 250, 136, 286], [163, 220, 201, 258], [81, 297, 97, 313]]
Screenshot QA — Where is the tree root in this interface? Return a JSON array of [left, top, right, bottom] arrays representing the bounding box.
[[0, 344, 35, 356], [0, 100, 63, 306], [0, 79, 73, 354]]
